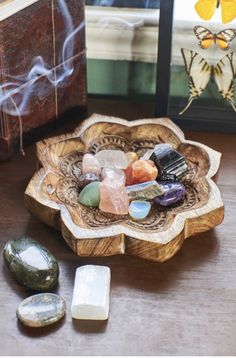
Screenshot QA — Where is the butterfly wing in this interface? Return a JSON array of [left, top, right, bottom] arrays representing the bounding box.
[[221, 0, 236, 23], [195, 0, 218, 20], [214, 52, 236, 110], [194, 26, 215, 49], [216, 29, 236, 50], [215, 29, 236, 50], [180, 48, 211, 115]]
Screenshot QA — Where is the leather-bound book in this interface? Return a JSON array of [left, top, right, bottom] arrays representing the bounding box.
[[0, 0, 87, 160]]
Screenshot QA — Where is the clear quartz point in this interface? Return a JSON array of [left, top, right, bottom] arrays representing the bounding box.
[[95, 150, 129, 169], [71, 265, 111, 320]]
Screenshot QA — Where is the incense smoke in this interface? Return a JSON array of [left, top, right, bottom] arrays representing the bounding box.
[[89, 0, 159, 33], [0, 0, 85, 117]]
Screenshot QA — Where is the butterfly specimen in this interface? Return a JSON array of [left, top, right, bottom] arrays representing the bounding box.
[[194, 26, 236, 50], [195, 0, 236, 24], [180, 48, 236, 115]]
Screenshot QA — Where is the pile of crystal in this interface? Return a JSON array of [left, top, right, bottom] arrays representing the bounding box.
[[78, 144, 188, 220]]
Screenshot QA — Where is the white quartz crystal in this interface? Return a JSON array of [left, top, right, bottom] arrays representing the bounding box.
[[140, 149, 154, 160], [95, 150, 129, 169], [71, 265, 111, 320]]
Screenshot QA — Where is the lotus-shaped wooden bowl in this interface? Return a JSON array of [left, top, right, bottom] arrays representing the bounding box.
[[25, 114, 224, 262]]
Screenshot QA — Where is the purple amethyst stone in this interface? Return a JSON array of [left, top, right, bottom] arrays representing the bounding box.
[[154, 182, 186, 207]]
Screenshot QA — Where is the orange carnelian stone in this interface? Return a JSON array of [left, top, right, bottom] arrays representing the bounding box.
[[125, 159, 158, 186]]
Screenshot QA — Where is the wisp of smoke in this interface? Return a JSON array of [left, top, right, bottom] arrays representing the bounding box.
[[0, 0, 85, 117], [94, 0, 115, 6]]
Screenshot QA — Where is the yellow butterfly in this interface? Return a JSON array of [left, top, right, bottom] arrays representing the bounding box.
[[180, 48, 236, 115], [195, 0, 236, 24], [194, 26, 236, 50]]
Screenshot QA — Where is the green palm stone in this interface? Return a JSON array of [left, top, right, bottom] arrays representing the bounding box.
[[3, 237, 59, 291], [78, 181, 100, 207], [17, 293, 66, 327]]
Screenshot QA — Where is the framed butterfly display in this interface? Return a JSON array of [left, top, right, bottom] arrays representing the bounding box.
[[155, 0, 236, 132]]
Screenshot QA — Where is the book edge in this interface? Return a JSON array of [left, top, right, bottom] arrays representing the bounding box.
[[0, 0, 40, 21], [0, 20, 8, 140]]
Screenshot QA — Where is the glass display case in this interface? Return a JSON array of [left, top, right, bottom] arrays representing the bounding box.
[[156, 0, 236, 132]]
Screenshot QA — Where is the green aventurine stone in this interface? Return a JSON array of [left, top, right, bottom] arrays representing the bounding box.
[[17, 293, 66, 327], [78, 181, 100, 207], [3, 237, 59, 291]]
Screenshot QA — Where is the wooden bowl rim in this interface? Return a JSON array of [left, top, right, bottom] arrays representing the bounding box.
[[25, 114, 224, 246]]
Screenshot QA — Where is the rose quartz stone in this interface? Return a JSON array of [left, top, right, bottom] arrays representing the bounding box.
[[99, 176, 129, 215], [82, 153, 101, 177]]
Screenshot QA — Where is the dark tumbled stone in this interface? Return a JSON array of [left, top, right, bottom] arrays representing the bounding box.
[[157, 173, 177, 183], [78, 173, 99, 189], [17, 293, 66, 327], [3, 237, 59, 291], [150, 144, 188, 180]]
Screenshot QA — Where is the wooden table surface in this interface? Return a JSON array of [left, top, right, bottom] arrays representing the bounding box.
[[0, 99, 236, 356]]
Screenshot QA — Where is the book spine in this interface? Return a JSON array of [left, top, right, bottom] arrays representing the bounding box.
[[0, 28, 9, 142]]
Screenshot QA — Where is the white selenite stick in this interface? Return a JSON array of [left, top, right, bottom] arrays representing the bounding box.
[[71, 265, 111, 320]]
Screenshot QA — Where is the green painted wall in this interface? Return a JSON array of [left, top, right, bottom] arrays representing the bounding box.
[[87, 59, 235, 101], [87, 59, 156, 97], [87, 60, 129, 96]]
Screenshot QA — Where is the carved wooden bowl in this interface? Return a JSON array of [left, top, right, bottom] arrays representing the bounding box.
[[25, 114, 224, 262]]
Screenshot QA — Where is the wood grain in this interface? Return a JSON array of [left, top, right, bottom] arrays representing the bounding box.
[[0, 99, 235, 355], [25, 114, 224, 262]]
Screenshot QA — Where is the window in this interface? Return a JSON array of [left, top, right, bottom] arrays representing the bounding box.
[[85, 0, 160, 99]]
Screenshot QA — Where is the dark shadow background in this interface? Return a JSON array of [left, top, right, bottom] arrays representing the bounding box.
[[85, 0, 160, 8]]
